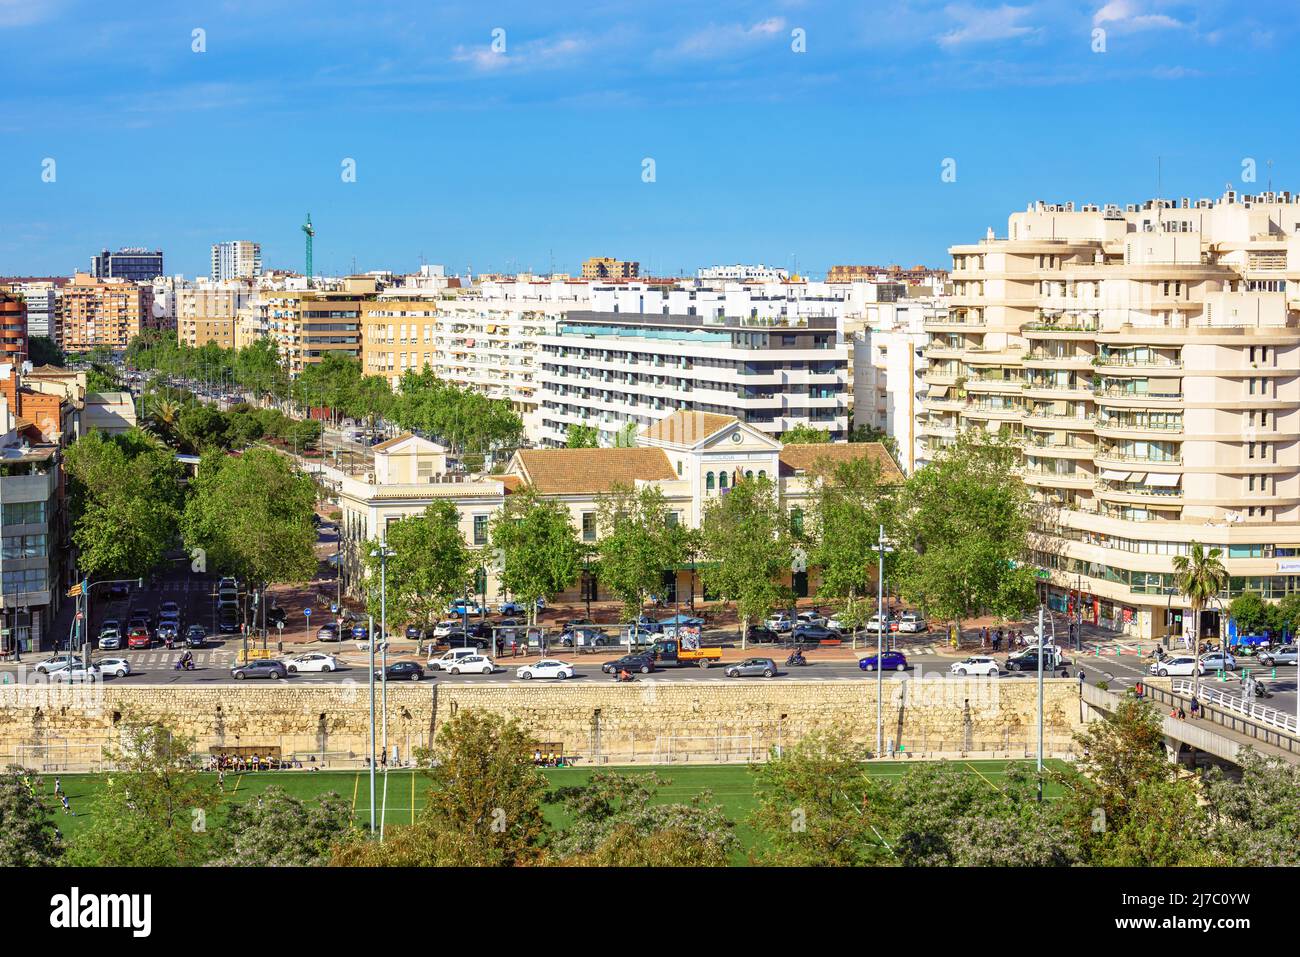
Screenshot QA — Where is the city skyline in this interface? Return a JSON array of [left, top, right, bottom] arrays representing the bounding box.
[[2, 1, 1298, 277]]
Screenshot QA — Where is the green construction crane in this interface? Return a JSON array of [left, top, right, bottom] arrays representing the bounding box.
[[302, 213, 315, 287]]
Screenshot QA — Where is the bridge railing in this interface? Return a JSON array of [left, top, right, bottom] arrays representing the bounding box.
[[1168, 679, 1297, 735]]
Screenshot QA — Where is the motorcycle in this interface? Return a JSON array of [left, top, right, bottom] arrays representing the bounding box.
[[785, 653, 808, 667], [173, 659, 196, 671]]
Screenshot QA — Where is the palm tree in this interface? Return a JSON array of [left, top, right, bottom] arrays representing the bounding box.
[[1172, 541, 1229, 695], [148, 398, 182, 442]]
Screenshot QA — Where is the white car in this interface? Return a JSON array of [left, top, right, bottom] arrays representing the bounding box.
[[446, 655, 496, 676], [428, 647, 484, 671], [765, 613, 795, 633], [53, 663, 102, 682], [865, 615, 898, 634], [431, 620, 462, 639], [35, 654, 79, 674], [826, 615, 855, 633], [516, 659, 575, 680], [897, 613, 928, 633], [1149, 655, 1203, 677], [951, 656, 1001, 677], [98, 657, 132, 678], [1198, 652, 1237, 672], [797, 611, 827, 627], [286, 653, 339, 673]]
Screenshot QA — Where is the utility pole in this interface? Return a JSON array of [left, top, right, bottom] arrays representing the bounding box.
[[368, 612, 376, 834], [1036, 605, 1045, 802], [872, 524, 892, 758]]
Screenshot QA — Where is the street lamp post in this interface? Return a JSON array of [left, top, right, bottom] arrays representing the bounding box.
[[870, 524, 894, 758]]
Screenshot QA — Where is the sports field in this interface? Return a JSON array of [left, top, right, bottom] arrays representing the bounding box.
[[38, 759, 1070, 863]]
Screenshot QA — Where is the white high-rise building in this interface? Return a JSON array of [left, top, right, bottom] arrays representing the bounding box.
[[211, 241, 263, 282], [922, 189, 1300, 640]]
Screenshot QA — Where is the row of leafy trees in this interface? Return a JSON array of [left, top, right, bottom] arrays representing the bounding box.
[[126, 335, 524, 457], [357, 429, 1038, 641], [64, 429, 319, 589], [5, 698, 1296, 867]]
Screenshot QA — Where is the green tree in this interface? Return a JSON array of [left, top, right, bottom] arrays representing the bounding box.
[[1227, 591, 1275, 637], [364, 501, 474, 632], [175, 402, 230, 453], [66, 720, 221, 867], [595, 484, 688, 621], [489, 486, 583, 625], [63, 429, 186, 579], [875, 763, 1079, 866], [565, 423, 599, 448], [750, 727, 888, 866], [1172, 541, 1229, 694], [27, 336, 65, 368], [894, 429, 1037, 643], [233, 338, 289, 401], [1202, 750, 1300, 866], [699, 475, 792, 648], [0, 767, 64, 866], [209, 787, 353, 866], [781, 424, 830, 444], [332, 712, 547, 867], [181, 447, 318, 587], [1054, 696, 1212, 866], [1274, 592, 1300, 637], [549, 771, 736, 866], [808, 453, 895, 637]]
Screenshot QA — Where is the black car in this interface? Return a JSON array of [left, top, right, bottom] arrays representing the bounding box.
[[185, 625, 207, 648], [405, 624, 425, 640], [378, 661, 425, 682], [746, 625, 780, 644], [442, 630, 488, 650], [231, 659, 288, 680], [602, 653, 655, 675], [1005, 649, 1059, 672], [218, 607, 241, 634], [792, 624, 839, 643], [265, 607, 287, 628]]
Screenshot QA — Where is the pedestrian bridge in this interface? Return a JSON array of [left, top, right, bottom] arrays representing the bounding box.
[[1080, 679, 1299, 767]]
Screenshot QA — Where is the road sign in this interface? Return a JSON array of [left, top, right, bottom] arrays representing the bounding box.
[[303, 608, 312, 618], [276, 621, 285, 632]]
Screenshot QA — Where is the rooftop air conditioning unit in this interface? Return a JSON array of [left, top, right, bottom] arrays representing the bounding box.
[[1126, 204, 1138, 212], [1065, 202, 1075, 212]]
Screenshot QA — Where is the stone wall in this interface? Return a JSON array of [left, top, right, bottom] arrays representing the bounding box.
[[0, 678, 1086, 769]]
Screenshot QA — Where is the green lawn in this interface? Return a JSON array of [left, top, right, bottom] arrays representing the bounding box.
[[40, 759, 1070, 864]]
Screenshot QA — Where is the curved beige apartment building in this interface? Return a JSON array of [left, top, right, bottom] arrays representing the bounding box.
[[921, 190, 1300, 641]]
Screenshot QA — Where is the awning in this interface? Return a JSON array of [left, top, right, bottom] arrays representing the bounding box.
[[1144, 472, 1181, 487], [1100, 469, 1130, 481], [1148, 377, 1181, 393], [1128, 472, 1148, 483], [930, 385, 949, 398]]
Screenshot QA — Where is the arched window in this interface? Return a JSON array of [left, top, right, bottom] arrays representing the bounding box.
[[758, 470, 767, 481], [706, 472, 715, 491], [719, 472, 729, 490], [745, 470, 754, 480], [790, 507, 804, 537]]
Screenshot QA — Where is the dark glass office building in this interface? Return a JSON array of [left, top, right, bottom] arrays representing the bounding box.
[[90, 247, 164, 283]]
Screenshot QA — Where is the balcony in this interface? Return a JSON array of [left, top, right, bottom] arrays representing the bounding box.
[[1022, 408, 1095, 430], [1022, 469, 1094, 489], [1093, 417, 1183, 437], [1022, 351, 1093, 369]]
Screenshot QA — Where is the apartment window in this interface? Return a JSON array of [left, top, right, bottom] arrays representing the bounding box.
[[758, 470, 767, 481], [666, 512, 680, 528], [790, 507, 804, 537], [718, 472, 729, 491], [2, 501, 46, 527], [706, 472, 715, 491], [581, 512, 597, 542], [2, 568, 46, 594], [473, 514, 489, 546], [676, 460, 682, 476], [2, 533, 47, 559]]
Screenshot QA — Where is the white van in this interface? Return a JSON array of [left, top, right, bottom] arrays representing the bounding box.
[[427, 647, 483, 671]]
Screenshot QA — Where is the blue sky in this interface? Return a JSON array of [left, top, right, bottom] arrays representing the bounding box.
[[1, 0, 1297, 278]]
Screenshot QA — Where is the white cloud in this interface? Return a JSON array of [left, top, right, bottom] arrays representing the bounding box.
[[0, 0, 61, 28], [668, 17, 788, 60], [452, 34, 589, 73], [1093, 1, 1184, 31], [936, 4, 1040, 48]]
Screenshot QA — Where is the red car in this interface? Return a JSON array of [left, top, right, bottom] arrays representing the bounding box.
[[127, 626, 152, 649]]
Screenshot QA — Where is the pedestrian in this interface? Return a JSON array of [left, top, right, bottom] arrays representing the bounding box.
[[217, 768, 225, 790], [60, 794, 70, 815], [1177, 706, 1187, 720], [54, 777, 62, 798], [996, 628, 1004, 649], [980, 627, 989, 647], [1190, 695, 1200, 719]]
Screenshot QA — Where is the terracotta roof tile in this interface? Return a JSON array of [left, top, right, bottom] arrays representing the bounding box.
[[640, 410, 737, 446], [778, 442, 903, 481], [514, 448, 678, 494]]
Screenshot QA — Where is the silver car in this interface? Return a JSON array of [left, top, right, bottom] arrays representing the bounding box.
[[1258, 645, 1297, 667], [724, 657, 778, 678]]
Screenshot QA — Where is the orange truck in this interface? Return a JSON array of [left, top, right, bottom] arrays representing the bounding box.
[[650, 627, 721, 669]]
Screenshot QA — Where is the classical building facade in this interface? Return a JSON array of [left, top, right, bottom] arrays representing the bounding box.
[[336, 411, 899, 612]]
